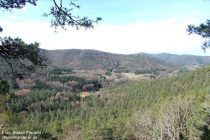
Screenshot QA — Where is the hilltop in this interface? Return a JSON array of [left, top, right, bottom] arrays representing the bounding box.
[[46, 49, 210, 69], [46, 49, 172, 71], [149, 53, 210, 66]]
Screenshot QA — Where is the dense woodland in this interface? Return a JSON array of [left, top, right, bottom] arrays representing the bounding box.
[[1, 62, 210, 139], [1, 0, 210, 140]]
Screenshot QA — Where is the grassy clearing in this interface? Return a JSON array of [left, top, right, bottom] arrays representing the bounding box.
[[121, 72, 148, 80]]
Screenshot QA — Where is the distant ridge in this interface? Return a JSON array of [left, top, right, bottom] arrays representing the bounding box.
[[46, 49, 172, 70], [149, 53, 210, 66]]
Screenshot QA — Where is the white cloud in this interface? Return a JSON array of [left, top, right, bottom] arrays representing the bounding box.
[[9, 15, 17, 20], [20, 7, 27, 13], [0, 17, 209, 56]]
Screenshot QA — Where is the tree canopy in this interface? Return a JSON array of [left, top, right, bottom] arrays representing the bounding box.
[[0, 26, 2, 32], [187, 20, 210, 51], [0, 0, 101, 81], [0, 37, 46, 76], [0, 0, 102, 30]]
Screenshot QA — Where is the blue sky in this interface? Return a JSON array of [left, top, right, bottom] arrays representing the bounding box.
[[0, 0, 210, 55], [79, 0, 209, 24]]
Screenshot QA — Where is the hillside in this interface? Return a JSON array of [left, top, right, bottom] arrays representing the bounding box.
[[46, 49, 172, 71], [149, 53, 210, 66], [5, 66, 210, 140]]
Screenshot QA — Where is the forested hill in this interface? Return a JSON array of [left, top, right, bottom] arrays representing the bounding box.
[[7, 66, 210, 139], [149, 53, 210, 66], [46, 49, 172, 71]]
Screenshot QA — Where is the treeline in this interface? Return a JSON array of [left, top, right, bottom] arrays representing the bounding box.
[[49, 67, 74, 75]]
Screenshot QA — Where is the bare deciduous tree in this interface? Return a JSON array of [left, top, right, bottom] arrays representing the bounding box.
[[132, 97, 202, 140]]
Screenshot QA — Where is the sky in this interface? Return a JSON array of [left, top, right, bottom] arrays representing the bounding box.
[[0, 0, 210, 55]]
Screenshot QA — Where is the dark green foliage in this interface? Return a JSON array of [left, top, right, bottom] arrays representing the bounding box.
[[4, 66, 210, 139], [187, 20, 210, 50], [135, 68, 159, 74], [44, 0, 101, 30], [0, 26, 3, 32], [0, 37, 46, 73], [34, 79, 52, 90], [0, 37, 47, 89], [100, 128, 115, 140], [105, 71, 112, 76], [0, 80, 9, 95], [0, 1, 101, 138], [0, 0, 101, 30], [7, 89, 80, 137], [91, 79, 102, 91], [8, 89, 80, 113], [0, 80, 9, 112], [49, 67, 74, 75], [113, 66, 130, 73], [39, 131, 58, 140], [49, 75, 102, 92], [0, 0, 37, 9], [50, 76, 86, 84], [200, 125, 210, 140], [9, 89, 69, 113], [75, 66, 210, 139]]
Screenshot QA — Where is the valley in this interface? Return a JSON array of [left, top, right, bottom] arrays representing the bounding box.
[[1, 0, 209, 140], [1, 49, 210, 140]]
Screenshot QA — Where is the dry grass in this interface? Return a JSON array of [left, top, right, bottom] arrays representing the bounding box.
[[15, 89, 31, 96], [80, 92, 92, 98], [121, 73, 148, 80]]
